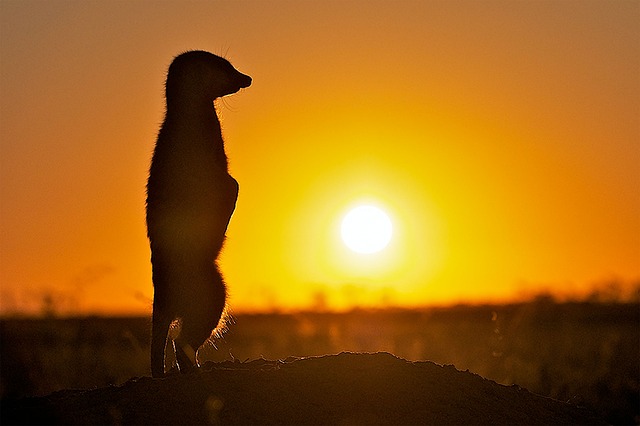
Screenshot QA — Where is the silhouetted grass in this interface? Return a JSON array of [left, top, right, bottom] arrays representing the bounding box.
[[1, 302, 638, 424]]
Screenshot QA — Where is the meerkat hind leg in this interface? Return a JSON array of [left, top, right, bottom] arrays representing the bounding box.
[[175, 341, 196, 373]]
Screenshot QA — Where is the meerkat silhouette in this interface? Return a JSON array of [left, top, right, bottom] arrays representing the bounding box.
[[146, 50, 251, 377]]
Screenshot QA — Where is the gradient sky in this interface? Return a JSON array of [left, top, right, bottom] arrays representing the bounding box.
[[1, 0, 638, 315]]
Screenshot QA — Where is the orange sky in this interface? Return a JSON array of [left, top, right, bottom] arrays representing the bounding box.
[[1, 1, 638, 315]]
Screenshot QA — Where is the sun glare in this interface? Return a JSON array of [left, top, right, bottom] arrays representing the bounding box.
[[341, 205, 393, 254]]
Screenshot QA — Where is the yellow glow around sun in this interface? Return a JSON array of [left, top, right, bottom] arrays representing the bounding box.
[[280, 164, 446, 310], [340, 205, 393, 254]]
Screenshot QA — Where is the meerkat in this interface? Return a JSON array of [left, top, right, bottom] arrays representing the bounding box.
[[146, 50, 251, 377]]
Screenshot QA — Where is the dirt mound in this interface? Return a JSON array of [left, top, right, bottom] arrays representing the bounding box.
[[3, 352, 602, 425]]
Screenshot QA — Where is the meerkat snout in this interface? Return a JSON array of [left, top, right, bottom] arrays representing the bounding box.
[[238, 74, 252, 88]]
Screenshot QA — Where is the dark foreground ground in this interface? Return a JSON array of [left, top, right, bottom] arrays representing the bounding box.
[[1, 302, 638, 424], [3, 352, 604, 425]]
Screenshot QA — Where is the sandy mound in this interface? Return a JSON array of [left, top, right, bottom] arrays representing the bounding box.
[[3, 352, 602, 425]]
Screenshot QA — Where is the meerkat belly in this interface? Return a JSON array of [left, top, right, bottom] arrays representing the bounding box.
[[148, 167, 238, 256], [185, 171, 238, 247]]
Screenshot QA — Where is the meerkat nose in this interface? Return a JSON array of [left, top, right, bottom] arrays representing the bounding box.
[[239, 73, 252, 88]]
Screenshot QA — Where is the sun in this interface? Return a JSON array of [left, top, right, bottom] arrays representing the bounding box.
[[340, 205, 393, 254]]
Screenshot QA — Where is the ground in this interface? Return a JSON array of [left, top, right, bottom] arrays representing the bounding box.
[[2, 352, 603, 425]]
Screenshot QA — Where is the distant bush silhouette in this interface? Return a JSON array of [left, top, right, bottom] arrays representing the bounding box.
[[146, 50, 251, 377]]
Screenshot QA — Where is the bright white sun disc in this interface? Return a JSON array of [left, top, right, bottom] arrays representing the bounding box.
[[340, 205, 393, 254]]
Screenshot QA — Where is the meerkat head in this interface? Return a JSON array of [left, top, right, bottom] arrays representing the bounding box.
[[166, 50, 252, 103]]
